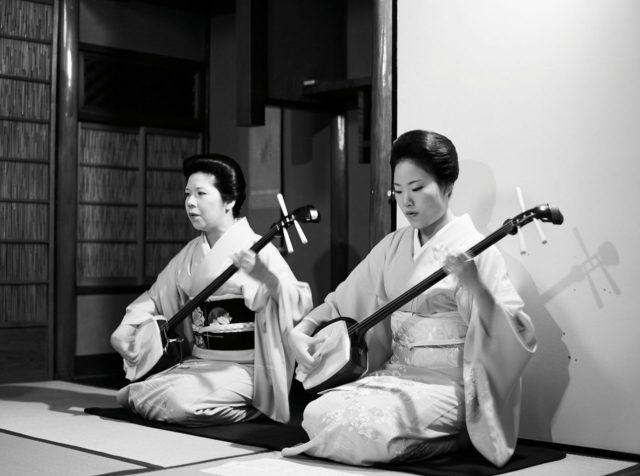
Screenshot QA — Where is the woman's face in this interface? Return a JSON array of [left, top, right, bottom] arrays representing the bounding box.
[[393, 159, 452, 239], [184, 172, 232, 234]]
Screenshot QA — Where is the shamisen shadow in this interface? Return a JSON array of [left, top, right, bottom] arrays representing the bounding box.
[[125, 204, 321, 383]]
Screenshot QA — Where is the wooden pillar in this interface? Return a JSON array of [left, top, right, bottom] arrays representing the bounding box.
[[331, 114, 348, 288], [369, 0, 395, 247], [55, 0, 79, 380], [236, 0, 266, 126]]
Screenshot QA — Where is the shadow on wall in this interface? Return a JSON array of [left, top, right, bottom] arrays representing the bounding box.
[[506, 255, 570, 441], [454, 160, 571, 441], [539, 230, 620, 310], [514, 233, 620, 440]]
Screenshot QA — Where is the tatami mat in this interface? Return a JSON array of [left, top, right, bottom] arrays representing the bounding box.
[[0, 380, 260, 468], [0, 380, 637, 476], [0, 431, 148, 476]]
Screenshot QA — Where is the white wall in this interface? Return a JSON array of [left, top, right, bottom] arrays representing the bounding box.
[[397, 0, 640, 454]]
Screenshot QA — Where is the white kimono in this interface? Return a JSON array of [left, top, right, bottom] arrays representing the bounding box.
[[282, 215, 536, 466], [119, 218, 313, 424]]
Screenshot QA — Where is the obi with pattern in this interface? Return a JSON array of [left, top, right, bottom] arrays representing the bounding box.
[[387, 310, 467, 370], [191, 298, 255, 351]]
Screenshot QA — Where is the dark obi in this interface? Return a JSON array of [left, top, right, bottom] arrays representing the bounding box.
[[191, 298, 255, 351]]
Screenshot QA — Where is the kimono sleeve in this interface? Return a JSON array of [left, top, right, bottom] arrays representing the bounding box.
[[316, 233, 393, 320], [461, 247, 537, 383], [120, 243, 190, 327], [244, 242, 312, 423], [459, 246, 537, 467], [306, 232, 396, 370], [243, 242, 313, 330]]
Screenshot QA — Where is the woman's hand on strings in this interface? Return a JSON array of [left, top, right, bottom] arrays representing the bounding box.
[[286, 326, 326, 373], [444, 251, 496, 336], [443, 251, 482, 293], [232, 250, 268, 279], [233, 249, 280, 299], [110, 324, 140, 366], [233, 249, 270, 280]]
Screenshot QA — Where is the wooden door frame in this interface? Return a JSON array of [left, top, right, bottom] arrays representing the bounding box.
[[369, 0, 396, 247], [55, 0, 79, 380]]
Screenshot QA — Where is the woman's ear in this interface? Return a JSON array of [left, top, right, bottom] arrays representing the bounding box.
[[225, 200, 236, 213]]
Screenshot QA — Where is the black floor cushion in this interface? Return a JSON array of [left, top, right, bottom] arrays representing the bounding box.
[[85, 386, 565, 475]]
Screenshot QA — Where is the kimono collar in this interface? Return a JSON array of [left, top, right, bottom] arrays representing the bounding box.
[[201, 217, 254, 256], [412, 214, 478, 262], [403, 214, 482, 290], [184, 217, 257, 297]]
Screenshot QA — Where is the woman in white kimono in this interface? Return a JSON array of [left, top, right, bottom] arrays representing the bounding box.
[[282, 130, 536, 467], [111, 153, 312, 426]]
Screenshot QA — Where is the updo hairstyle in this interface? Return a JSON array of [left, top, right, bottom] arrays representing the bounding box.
[[182, 153, 247, 217], [390, 130, 459, 191]]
